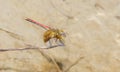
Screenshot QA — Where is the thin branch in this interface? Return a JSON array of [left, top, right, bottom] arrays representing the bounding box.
[[0, 45, 63, 52], [0, 28, 25, 41]]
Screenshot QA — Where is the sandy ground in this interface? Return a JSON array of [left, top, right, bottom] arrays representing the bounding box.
[[0, 0, 120, 72]]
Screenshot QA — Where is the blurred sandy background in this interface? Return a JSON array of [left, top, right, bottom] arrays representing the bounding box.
[[0, 0, 120, 72]]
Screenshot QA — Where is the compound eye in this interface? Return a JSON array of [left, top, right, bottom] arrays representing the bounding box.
[[61, 32, 66, 37]]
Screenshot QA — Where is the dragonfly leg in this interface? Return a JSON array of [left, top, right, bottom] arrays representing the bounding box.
[[47, 38, 65, 48], [58, 39, 65, 46], [48, 39, 52, 47]]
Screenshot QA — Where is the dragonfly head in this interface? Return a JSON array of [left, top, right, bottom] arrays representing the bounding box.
[[52, 28, 66, 38], [58, 29, 66, 37]]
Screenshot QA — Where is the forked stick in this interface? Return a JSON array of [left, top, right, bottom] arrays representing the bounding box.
[[0, 27, 64, 52]]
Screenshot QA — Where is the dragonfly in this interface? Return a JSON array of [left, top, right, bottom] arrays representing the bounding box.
[[25, 18, 66, 48]]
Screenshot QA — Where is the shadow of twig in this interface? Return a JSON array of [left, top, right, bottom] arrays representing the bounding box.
[[64, 57, 84, 72], [37, 48, 63, 72]]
